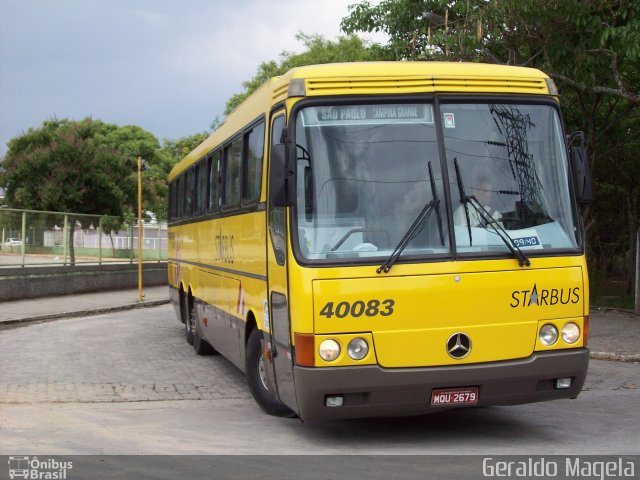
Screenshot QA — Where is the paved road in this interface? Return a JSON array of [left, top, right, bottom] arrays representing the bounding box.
[[0, 305, 639, 456]]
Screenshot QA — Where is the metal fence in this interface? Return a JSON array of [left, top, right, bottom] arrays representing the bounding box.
[[0, 208, 167, 267]]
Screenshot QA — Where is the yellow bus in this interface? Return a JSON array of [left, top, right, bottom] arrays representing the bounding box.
[[167, 62, 592, 421]]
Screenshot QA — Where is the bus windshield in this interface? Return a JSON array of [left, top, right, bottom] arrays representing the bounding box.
[[293, 101, 579, 264]]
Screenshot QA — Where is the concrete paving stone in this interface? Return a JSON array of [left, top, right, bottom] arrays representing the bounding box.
[[0, 305, 251, 405]]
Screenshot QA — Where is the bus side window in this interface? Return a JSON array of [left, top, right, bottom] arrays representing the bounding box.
[[269, 114, 287, 266], [208, 151, 221, 212], [184, 167, 194, 218], [242, 122, 265, 204], [168, 181, 175, 222], [194, 161, 202, 216], [200, 157, 208, 214], [176, 176, 184, 219], [223, 138, 242, 208]]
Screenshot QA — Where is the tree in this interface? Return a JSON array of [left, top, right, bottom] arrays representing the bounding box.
[[224, 32, 390, 115], [93, 123, 174, 219], [1, 119, 132, 214], [1, 119, 130, 263], [1, 117, 175, 216], [342, 0, 640, 298], [0, 118, 170, 264], [162, 132, 210, 165], [342, 0, 639, 103]]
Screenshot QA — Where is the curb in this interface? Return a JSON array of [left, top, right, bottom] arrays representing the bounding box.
[[589, 351, 640, 363], [0, 299, 170, 327]]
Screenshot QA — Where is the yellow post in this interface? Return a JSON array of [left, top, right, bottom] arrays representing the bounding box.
[[137, 155, 144, 303]]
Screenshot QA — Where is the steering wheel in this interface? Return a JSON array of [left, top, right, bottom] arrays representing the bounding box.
[[330, 228, 391, 252]]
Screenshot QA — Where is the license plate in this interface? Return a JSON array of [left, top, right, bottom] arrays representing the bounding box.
[[430, 387, 479, 407]]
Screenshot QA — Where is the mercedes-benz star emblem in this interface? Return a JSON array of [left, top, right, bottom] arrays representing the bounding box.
[[446, 333, 472, 359]]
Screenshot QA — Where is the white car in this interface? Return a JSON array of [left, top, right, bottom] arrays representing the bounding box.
[[4, 238, 22, 246]]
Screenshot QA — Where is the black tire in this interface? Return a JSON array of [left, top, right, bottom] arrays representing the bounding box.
[[245, 328, 295, 417], [182, 294, 195, 346], [193, 320, 216, 356]]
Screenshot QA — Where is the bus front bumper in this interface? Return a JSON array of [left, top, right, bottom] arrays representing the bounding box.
[[292, 348, 589, 421]]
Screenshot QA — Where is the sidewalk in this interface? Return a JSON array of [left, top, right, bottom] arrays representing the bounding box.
[[0, 287, 638, 362], [0, 286, 170, 325], [588, 307, 640, 362]]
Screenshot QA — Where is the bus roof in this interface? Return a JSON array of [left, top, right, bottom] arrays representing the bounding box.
[[169, 61, 553, 179]]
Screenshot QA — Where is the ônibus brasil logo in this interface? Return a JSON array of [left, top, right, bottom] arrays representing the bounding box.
[[7, 456, 73, 480]]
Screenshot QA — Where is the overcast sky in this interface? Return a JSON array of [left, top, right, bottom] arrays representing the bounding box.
[[0, 0, 384, 156]]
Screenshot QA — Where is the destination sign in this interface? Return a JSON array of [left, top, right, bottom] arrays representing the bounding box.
[[302, 104, 434, 126]]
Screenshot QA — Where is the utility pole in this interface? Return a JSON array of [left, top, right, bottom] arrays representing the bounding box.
[[137, 155, 144, 303], [636, 228, 640, 313]]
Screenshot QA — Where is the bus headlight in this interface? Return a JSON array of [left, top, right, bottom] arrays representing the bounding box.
[[347, 337, 369, 360], [318, 339, 340, 362], [539, 324, 558, 346], [562, 322, 581, 344]]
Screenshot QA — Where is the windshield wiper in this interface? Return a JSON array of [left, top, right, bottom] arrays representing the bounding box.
[[453, 158, 531, 267], [377, 162, 443, 274], [429, 161, 445, 247]]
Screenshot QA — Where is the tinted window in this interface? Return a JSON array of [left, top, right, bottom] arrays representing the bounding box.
[[269, 114, 287, 265], [176, 176, 184, 219], [184, 168, 194, 217], [243, 122, 265, 204], [208, 151, 221, 212], [168, 181, 176, 221], [194, 160, 207, 216], [223, 138, 242, 207]]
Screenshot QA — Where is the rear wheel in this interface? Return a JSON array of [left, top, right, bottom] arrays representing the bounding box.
[[182, 293, 195, 345], [245, 328, 295, 417]]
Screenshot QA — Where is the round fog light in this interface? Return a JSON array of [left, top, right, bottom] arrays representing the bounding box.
[[347, 337, 369, 360], [318, 339, 340, 362], [540, 324, 558, 346], [562, 322, 581, 344]]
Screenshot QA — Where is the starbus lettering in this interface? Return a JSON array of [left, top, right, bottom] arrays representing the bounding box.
[[215, 230, 235, 263], [510, 284, 580, 308]]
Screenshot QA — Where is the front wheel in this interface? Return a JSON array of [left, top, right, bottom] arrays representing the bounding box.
[[245, 328, 295, 417]]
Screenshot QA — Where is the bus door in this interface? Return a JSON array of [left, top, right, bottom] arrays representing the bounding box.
[[265, 111, 297, 410]]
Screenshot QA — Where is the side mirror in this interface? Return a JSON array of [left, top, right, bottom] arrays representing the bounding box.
[[269, 143, 294, 207], [568, 132, 593, 203]]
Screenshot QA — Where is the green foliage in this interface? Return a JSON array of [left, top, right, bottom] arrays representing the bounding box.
[[341, 0, 640, 102], [0, 118, 171, 220], [161, 132, 209, 165], [100, 215, 124, 235], [341, 0, 445, 60], [209, 116, 224, 133], [224, 33, 390, 115], [1, 119, 129, 217], [94, 121, 175, 219]]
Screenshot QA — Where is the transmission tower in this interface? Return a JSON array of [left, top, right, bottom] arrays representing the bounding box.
[[489, 104, 543, 210]]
